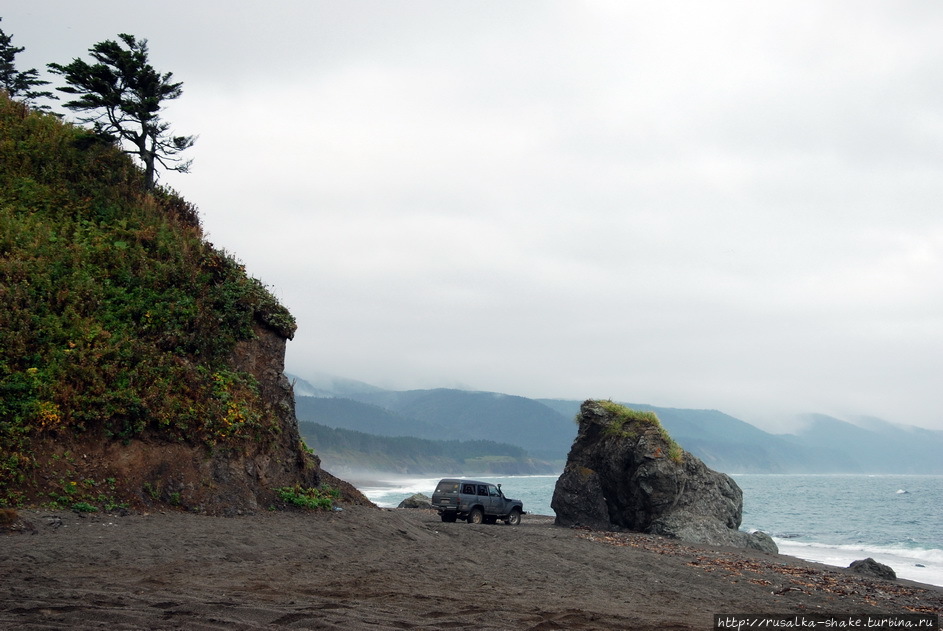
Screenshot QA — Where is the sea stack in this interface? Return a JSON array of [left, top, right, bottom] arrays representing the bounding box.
[[552, 400, 777, 553]]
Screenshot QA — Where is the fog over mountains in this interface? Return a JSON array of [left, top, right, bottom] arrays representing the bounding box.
[[290, 373, 943, 475]]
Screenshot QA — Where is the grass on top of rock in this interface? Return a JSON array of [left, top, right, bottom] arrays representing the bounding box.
[[598, 400, 661, 427], [597, 400, 684, 463]]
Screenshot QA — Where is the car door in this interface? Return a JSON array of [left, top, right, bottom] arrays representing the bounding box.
[[486, 484, 503, 516], [457, 482, 473, 513], [476, 484, 492, 515]]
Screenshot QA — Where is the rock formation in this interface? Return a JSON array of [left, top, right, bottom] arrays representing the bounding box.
[[848, 558, 897, 581], [552, 400, 777, 553], [397, 493, 433, 509]]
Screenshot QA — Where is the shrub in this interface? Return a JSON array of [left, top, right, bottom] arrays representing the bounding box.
[[276, 485, 340, 510]]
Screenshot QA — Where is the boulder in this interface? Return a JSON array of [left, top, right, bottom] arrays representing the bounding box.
[[743, 530, 779, 555], [649, 513, 779, 554], [551, 465, 610, 530], [552, 400, 776, 553], [848, 558, 896, 581], [397, 493, 433, 509]]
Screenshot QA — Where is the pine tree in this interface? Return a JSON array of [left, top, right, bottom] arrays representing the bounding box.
[[0, 17, 57, 110], [48, 34, 195, 190]]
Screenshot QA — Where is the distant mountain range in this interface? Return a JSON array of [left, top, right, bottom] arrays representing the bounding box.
[[288, 373, 943, 475]]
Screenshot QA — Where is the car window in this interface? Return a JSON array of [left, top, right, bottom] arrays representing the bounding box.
[[435, 481, 459, 493], [477, 485, 487, 496], [489, 486, 500, 497], [462, 484, 475, 494]]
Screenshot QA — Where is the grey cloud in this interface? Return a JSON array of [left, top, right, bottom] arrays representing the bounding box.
[[5, 1, 942, 430]]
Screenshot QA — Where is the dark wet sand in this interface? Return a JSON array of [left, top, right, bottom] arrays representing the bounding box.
[[2, 506, 940, 630]]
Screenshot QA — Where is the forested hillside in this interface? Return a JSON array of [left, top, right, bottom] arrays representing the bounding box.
[[295, 397, 445, 440], [343, 389, 575, 459], [297, 421, 557, 475], [293, 374, 943, 474]]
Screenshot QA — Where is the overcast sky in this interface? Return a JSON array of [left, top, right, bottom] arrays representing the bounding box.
[[6, 2, 942, 431]]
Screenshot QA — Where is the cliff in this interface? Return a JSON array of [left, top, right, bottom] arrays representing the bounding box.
[[0, 93, 366, 513]]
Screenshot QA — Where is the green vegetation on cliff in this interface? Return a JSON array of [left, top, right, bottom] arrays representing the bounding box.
[[597, 400, 683, 463], [0, 94, 295, 505]]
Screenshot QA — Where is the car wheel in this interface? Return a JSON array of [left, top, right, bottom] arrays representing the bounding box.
[[467, 507, 484, 524], [504, 508, 522, 526]]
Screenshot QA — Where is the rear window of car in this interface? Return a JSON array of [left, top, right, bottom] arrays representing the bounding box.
[[435, 481, 460, 494]]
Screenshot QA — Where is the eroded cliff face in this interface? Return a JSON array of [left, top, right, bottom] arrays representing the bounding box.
[[552, 400, 776, 553], [28, 324, 368, 515]]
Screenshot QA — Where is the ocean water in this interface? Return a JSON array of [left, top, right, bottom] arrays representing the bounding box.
[[356, 473, 943, 587], [735, 474, 943, 589]]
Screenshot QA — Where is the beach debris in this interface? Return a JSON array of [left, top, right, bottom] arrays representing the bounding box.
[[576, 528, 936, 613], [0, 508, 36, 535]]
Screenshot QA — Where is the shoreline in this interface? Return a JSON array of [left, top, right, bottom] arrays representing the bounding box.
[[775, 539, 943, 589], [351, 472, 943, 588]]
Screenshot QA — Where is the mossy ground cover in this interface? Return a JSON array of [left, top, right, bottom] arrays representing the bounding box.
[[0, 95, 296, 506]]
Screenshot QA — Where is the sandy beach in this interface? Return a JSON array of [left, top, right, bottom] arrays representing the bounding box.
[[2, 505, 940, 630]]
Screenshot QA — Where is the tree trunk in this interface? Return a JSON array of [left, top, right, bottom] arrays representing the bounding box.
[[142, 136, 156, 191], [143, 153, 156, 190]]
